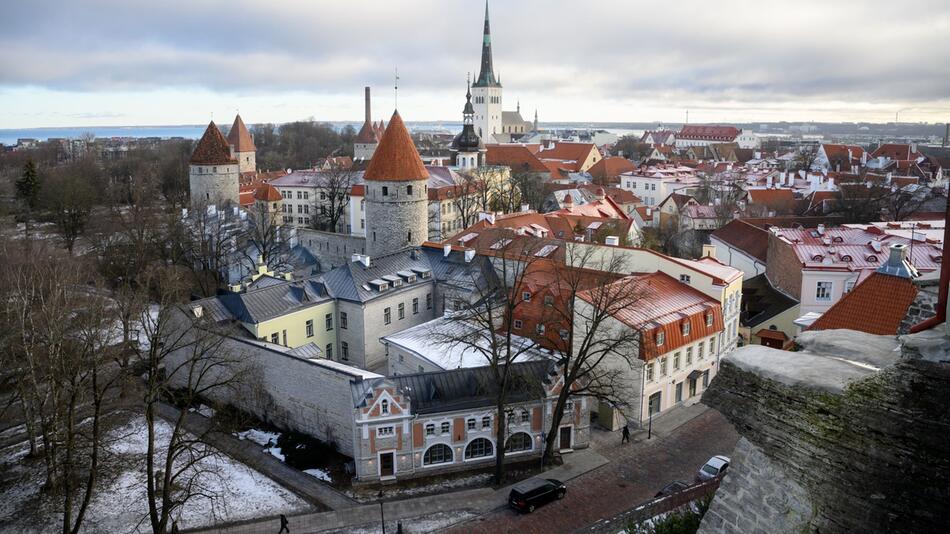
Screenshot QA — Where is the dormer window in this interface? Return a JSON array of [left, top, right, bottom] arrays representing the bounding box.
[[381, 400, 389, 415], [682, 321, 691, 336], [656, 331, 665, 346], [706, 313, 713, 326], [522, 291, 531, 302]]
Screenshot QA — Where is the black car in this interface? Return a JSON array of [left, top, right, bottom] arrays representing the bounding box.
[[508, 478, 566, 513], [654, 480, 689, 498]]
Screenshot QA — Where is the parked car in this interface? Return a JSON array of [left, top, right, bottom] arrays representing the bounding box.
[[508, 478, 566, 513], [654, 480, 689, 498], [697, 455, 730, 481]]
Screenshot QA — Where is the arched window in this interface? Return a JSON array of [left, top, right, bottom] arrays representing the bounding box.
[[465, 438, 493, 459], [423, 443, 453, 465], [506, 432, 532, 453]]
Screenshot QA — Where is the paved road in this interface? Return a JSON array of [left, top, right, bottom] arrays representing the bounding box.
[[447, 406, 739, 534]]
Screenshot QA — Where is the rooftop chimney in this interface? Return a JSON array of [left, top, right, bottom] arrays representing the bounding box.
[[364, 86, 372, 124], [464, 249, 476, 263], [443, 244, 452, 257], [877, 243, 917, 279]]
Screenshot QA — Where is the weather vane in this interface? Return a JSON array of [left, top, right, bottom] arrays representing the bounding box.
[[394, 66, 400, 109]]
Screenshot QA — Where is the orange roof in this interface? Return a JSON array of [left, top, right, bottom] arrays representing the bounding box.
[[485, 144, 548, 172], [538, 142, 599, 163], [587, 156, 637, 179], [553, 196, 630, 220], [870, 143, 921, 161], [253, 183, 282, 202], [806, 272, 917, 335], [822, 143, 865, 163], [364, 111, 428, 182], [190, 121, 236, 165], [227, 114, 256, 152], [747, 188, 796, 211]]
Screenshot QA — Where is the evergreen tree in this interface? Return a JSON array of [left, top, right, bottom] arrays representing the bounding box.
[[16, 159, 40, 210]]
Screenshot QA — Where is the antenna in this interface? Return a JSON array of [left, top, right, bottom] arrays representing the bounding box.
[[394, 66, 400, 109]]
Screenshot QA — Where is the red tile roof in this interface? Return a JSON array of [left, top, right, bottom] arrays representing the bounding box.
[[821, 144, 865, 165], [485, 144, 548, 172], [253, 183, 282, 202], [538, 142, 599, 163], [806, 272, 917, 335], [364, 111, 428, 182], [711, 219, 769, 262], [579, 272, 723, 360], [588, 157, 637, 180], [678, 125, 740, 141], [771, 227, 941, 273], [356, 119, 380, 144], [870, 143, 921, 161], [227, 114, 256, 152], [747, 188, 796, 211], [190, 121, 237, 165], [552, 196, 630, 220]]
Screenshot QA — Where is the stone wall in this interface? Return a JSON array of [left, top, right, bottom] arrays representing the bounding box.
[[899, 276, 939, 334], [298, 228, 366, 272], [698, 329, 950, 534]]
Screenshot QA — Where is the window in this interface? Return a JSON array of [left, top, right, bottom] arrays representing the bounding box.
[[296, 191, 302, 199], [656, 331, 665, 346], [845, 280, 856, 293], [522, 291, 531, 302], [675, 382, 683, 403], [544, 295, 554, 307], [674, 352, 681, 370], [397, 353, 404, 363], [412, 298, 419, 314], [282, 330, 288, 345], [816, 281, 833, 301], [660, 357, 668, 376], [680, 274, 691, 284], [384, 307, 391, 325], [441, 421, 450, 434], [467, 418, 476, 430], [536, 324, 545, 335], [481, 416, 491, 429], [426, 293, 432, 309], [646, 362, 655, 381], [423, 444, 452, 465], [425, 423, 435, 436], [506, 432, 532, 453], [303, 192, 309, 200], [398, 303, 405, 320], [702, 370, 710, 387], [325, 313, 333, 331], [521, 410, 530, 423], [682, 321, 690, 336], [341, 342, 349, 360], [341, 312, 348, 329], [706, 313, 713, 326], [326, 344, 333, 359], [709, 338, 715, 354], [698, 343, 705, 359], [465, 438, 493, 459], [271, 332, 279, 344], [381, 400, 389, 415], [306, 320, 314, 338], [686, 347, 693, 365], [514, 319, 523, 330], [382, 186, 389, 196], [407, 185, 413, 195], [377, 426, 394, 437]]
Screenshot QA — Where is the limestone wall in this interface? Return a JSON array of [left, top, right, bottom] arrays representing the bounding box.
[[699, 329, 950, 534], [298, 228, 366, 272]]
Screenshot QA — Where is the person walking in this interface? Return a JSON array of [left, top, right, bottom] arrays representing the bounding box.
[[621, 424, 630, 444], [278, 514, 290, 533]]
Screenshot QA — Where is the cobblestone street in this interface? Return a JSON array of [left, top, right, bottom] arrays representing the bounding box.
[[448, 406, 739, 534]]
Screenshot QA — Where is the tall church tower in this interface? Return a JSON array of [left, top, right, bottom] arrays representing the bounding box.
[[450, 79, 484, 170], [363, 110, 429, 257], [471, 1, 502, 142]]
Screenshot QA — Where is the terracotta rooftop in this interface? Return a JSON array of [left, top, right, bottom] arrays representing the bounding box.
[[227, 114, 256, 152], [870, 143, 921, 161], [538, 141, 599, 162], [254, 183, 282, 202], [711, 219, 769, 262], [364, 111, 428, 182], [355, 119, 380, 144], [678, 125, 740, 141], [485, 144, 548, 172], [747, 188, 797, 211], [190, 121, 237, 165], [806, 271, 917, 335], [588, 156, 637, 180]]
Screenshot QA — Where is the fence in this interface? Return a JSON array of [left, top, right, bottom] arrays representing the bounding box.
[[578, 477, 721, 533]]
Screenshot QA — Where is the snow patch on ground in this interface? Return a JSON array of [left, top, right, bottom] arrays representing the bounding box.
[[303, 468, 332, 482], [235, 429, 280, 447]]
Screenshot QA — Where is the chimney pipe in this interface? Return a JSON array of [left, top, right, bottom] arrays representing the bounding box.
[[364, 86, 371, 124]]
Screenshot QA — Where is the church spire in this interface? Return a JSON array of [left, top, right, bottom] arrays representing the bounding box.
[[473, 1, 500, 88]]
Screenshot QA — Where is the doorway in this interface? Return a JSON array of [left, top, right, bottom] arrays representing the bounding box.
[[379, 452, 394, 478], [559, 426, 572, 450], [648, 391, 662, 416]]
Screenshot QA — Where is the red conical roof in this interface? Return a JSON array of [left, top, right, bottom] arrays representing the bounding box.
[[355, 119, 379, 144], [228, 114, 256, 152], [364, 111, 428, 182], [191, 121, 237, 165]]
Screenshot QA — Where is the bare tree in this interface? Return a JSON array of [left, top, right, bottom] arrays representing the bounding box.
[[132, 267, 249, 533], [311, 164, 356, 233], [452, 171, 488, 230], [40, 157, 98, 254], [510, 169, 545, 213], [175, 204, 239, 297]]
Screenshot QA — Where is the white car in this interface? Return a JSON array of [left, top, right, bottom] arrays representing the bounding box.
[[697, 455, 730, 481]]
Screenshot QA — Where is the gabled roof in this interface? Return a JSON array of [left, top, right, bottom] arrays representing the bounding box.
[[588, 156, 637, 180], [485, 144, 548, 172], [821, 143, 865, 164], [355, 119, 380, 144], [870, 143, 921, 161], [227, 114, 256, 152], [678, 125, 740, 141], [190, 121, 237, 165], [364, 111, 428, 182], [711, 219, 770, 262], [538, 142, 599, 163], [806, 272, 917, 335], [747, 188, 796, 211], [253, 183, 282, 202]]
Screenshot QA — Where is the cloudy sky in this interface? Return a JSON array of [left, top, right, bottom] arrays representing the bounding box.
[[2, 0, 949, 128]]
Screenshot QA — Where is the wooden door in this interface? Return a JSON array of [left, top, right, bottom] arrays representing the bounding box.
[[559, 426, 572, 450], [379, 452, 394, 477]]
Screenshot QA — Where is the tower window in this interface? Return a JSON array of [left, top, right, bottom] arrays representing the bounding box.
[[382, 186, 389, 196], [408, 231, 412, 242], [407, 185, 413, 195]]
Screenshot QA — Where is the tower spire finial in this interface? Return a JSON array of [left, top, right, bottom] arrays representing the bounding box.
[[473, 0, 499, 88], [394, 66, 399, 109]]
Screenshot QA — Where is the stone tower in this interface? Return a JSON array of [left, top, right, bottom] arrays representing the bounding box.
[[354, 87, 380, 161], [189, 121, 239, 207], [227, 114, 256, 173], [450, 79, 484, 171], [471, 1, 502, 142], [363, 110, 429, 257]]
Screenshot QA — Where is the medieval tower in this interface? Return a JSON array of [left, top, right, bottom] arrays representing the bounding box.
[[471, 2, 502, 142], [355, 87, 381, 161], [189, 121, 240, 207], [450, 79, 485, 170], [227, 114, 257, 173], [363, 110, 429, 257]]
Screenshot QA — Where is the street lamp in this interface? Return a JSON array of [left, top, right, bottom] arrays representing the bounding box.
[[378, 489, 385, 534], [647, 410, 654, 440]]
